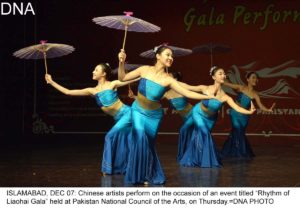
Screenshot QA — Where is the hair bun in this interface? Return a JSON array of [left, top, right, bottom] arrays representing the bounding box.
[[210, 66, 218, 76], [245, 71, 259, 79], [153, 43, 169, 54]]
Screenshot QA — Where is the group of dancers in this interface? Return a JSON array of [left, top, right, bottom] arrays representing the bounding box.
[[44, 45, 275, 185]]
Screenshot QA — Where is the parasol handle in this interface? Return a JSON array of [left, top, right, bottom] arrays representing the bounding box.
[[43, 52, 49, 74], [122, 25, 128, 50], [210, 48, 213, 68]]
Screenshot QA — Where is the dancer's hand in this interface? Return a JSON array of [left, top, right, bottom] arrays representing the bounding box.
[[45, 74, 53, 84], [267, 103, 276, 112], [118, 49, 126, 63], [250, 101, 256, 114], [128, 88, 135, 99]]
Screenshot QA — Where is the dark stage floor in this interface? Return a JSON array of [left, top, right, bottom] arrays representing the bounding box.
[[0, 135, 299, 187]]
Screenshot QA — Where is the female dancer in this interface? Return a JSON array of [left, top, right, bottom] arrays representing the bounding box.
[[45, 63, 139, 175], [118, 46, 213, 185], [163, 71, 194, 161], [128, 71, 194, 162], [178, 66, 256, 168], [221, 71, 275, 158]]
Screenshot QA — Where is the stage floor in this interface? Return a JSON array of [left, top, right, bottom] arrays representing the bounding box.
[[0, 135, 299, 187]]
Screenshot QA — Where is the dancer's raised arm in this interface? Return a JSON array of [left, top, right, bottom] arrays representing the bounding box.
[[112, 77, 140, 88], [118, 49, 144, 81]]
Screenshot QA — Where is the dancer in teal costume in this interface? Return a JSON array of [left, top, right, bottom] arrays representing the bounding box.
[[118, 46, 212, 184], [45, 63, 139, 175], [163, 71, 194, 161], [221, 72, 275, 158], [94, 89, 131, 174], [179, 66, 256, 168], [168, 96, 194, 162], [129, 71, 194, 163]]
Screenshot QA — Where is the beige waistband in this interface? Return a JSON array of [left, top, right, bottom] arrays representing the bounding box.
[[176, 103, 193, 118], [136, 92, 161, 110], [200, 102, 216, 116]]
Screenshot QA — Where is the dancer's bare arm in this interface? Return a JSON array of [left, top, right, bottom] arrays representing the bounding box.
[[253, 93, 276, 112], [223, 80, 243, 91], [112, 78, 140, 88], [169, 78, 212, 100], [225, 95, 256, 115], [118, 49, 144, 81], [178, 81, 207, 92], [45, 74, 93, 96]]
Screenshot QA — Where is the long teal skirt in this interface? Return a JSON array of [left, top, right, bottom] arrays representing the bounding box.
[[125, 100, 166, 184], [221, 109, 254, 158], [179, 104, 222, 168], [101, 105, 131, 174]]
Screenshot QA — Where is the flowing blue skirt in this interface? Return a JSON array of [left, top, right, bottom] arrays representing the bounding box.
[[177, 114, 194, 162], [101, 105, 131, 174], [125, 100, 166, 184], [221, 109, 255, 158], [179, 104, 222, 168]]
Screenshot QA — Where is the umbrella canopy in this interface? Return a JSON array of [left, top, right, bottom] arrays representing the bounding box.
[[140, 44, 192, 58], [13, 41, 75, 59], [93, 11, 161, 49], [192, 43, 231, 54], [13, 40, 75, 73], [192, 43, 231, 67], [112, 63, 142, 74]]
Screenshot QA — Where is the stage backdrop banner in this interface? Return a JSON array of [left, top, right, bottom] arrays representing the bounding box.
[[4, 0, 298, 138]]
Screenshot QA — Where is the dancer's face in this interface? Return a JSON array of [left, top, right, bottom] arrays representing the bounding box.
[[92, 65, 106, 80], [156, 48, 173, 68], [247, 73, 258, 86], [212, 68, 226, 83]]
